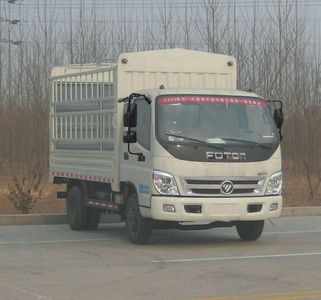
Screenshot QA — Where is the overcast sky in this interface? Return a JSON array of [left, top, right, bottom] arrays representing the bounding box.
[[2, 1, 320, 23], [1, 0, 321, 49]]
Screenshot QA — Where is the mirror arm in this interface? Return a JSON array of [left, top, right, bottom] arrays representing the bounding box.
[[127, 143, 145, 161], [267, 99, 283, 110]]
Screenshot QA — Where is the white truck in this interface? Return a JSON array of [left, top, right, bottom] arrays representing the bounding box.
[[50, 49, 283, 244]]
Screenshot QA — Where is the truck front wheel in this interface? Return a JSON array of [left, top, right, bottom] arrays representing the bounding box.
[[125, 193, 152, 244], [66, 186, 87, 230], [236, 220, 264, 241]]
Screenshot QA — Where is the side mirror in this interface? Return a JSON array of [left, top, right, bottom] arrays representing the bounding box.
[[274, 108, 283, 130], [123, 131, 137, 143], [119, 93, 150, 161], [267, 100, 283, 130], [123, 103, 137, 127]]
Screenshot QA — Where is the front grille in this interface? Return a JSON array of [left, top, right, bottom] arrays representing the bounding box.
[[181, 176, 265, 197]]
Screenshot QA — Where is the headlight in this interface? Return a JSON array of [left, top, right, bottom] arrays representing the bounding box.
[[265, 171, 282, 195], [153, 170, 179, 195]]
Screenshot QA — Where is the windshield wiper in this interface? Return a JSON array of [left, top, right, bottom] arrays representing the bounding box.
[[165, 133, 226, 150], [219, 137, 272, 150]]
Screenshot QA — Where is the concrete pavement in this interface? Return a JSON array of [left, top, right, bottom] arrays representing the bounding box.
[[0, 216, 321, 299]]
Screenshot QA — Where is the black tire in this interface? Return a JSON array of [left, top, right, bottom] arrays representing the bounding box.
[[125, 193, 152, 244], [236, 220, 264, 241], [85, 207, 101, 231], [66, 186, 87, 230]]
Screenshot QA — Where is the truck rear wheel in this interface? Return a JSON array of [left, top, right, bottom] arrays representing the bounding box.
[[66, 186, 87, 230], [125, 193, 152, 244], [236, 220, 264, 241], [85, 207, 101, 230]]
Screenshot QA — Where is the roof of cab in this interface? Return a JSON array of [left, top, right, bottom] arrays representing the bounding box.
[[139, 88, 262, 100]]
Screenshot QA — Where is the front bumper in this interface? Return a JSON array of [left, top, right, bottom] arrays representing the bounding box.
[[150, 195, 282, 222]]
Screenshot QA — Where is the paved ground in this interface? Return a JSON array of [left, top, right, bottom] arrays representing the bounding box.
[[0, 216, 321, 300]]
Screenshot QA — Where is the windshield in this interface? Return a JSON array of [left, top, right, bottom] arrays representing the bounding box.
[[156, 95, 279, 146]]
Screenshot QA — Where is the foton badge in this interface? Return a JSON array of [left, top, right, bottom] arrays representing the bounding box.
[[220, 180, 234, 194], [206, 151, 246, 161]]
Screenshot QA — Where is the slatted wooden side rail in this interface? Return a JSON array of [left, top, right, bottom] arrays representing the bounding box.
[[50, 66, 116, 152]]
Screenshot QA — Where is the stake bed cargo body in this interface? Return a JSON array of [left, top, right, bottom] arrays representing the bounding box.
[[50, 49, 283, 243]]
